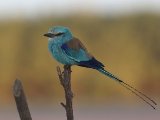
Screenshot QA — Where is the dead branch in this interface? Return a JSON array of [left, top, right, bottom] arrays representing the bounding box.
[[13, 79, 32, 120], [57, 65, 74, 120]]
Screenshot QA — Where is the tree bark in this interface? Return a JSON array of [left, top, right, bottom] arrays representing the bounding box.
[[13, 79, 32, 120], [57, 65, 74, 120]]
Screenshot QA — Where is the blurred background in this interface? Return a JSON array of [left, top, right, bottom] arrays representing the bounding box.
[[0, 0, 160, 120]]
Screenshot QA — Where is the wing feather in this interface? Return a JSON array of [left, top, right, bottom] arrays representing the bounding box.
[[61, 37, 104, 69]]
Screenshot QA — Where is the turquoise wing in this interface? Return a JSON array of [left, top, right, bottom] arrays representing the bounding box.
[[61, 38, 104, 69], [61, 43, 90, 62]]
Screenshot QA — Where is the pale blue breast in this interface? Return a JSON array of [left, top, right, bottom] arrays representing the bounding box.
[[48, 40, 76, 65]]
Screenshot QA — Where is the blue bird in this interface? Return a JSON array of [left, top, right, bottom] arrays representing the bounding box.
[[44, 26, 156, 109]]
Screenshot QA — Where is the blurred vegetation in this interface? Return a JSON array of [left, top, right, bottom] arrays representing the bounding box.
[[0, 14, 160, 106]]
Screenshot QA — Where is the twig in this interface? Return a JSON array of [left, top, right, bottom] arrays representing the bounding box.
[[57, 65, 74, 120], [13, 79, 32, 120]]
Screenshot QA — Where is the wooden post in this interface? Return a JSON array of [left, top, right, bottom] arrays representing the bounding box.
[[13, 79, 32, 120], [57, 65, 74, 120]]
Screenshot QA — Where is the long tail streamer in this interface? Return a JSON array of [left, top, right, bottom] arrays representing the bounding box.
[[98, 69, 157, 110]]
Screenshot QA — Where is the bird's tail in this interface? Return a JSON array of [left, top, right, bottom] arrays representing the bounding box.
[[97, 68, 157, 110]]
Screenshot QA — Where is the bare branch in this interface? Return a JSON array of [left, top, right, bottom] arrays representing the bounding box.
[[13, 79, 32, 120], [57, 65, 74, 120]]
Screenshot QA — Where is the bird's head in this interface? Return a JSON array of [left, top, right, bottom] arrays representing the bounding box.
[[44, 26, 73, 43]]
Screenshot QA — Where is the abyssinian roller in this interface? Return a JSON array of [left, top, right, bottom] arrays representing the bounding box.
[[44, 26, 157, 109]]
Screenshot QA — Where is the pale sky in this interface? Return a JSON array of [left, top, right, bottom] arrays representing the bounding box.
[[0, 0, 160, 19]]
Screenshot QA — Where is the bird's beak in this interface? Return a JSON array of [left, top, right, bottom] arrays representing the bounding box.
[[43, 33, 55, 38]]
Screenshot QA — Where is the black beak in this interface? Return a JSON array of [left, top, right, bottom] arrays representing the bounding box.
[[43, 33, 55, 38]]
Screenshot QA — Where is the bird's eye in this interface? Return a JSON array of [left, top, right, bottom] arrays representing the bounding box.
[[55, 32, 64, 36]]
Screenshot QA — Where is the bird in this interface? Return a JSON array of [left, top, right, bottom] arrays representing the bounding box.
[[44, 26, 157, 109]]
